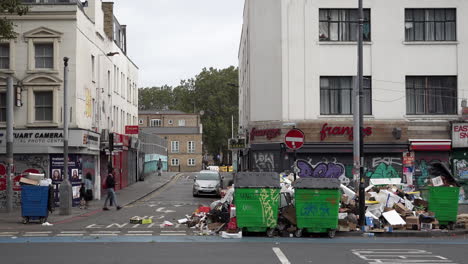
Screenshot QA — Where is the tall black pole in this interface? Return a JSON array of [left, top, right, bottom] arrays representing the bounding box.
[[59, 57, 72, 215], [357, 0, 366, 227], [6, 76, 14, 212]]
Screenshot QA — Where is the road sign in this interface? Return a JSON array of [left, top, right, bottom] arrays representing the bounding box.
[[285, 129, 305, 150], [125, 125, 139, 134]]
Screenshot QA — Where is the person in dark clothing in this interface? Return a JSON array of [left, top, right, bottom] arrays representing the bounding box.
[[157, 158, 163, 176], [103, 168, 122, 210]]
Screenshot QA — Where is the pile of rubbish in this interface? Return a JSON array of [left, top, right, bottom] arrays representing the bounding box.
[[181, 186, 239, 237], [182, 164, 466, 238]]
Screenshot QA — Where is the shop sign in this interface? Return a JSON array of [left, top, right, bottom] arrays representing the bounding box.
[[125, 125, 139, 134], [320, 123, 372, 141], [403, 151, 415, 167], [452, 123, 468, 148], [228, 138, 246, 150], [0, 129, 100, 150], [250, 128, 281, 141]]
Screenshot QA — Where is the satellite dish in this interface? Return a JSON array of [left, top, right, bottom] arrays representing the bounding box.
[[199, 110, 205, 116]]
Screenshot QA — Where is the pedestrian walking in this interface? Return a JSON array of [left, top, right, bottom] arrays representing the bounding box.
[[83, 173, 93, 209], [157, 158, 163, 176], [79, 183, 86, 209], [103, 168, 122, 211]]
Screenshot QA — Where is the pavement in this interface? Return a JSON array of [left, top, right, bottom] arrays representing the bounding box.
[[0, 172, 179, 229]]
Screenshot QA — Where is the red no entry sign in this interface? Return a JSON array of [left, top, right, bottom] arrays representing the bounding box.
[[285, 129, 305, 150]]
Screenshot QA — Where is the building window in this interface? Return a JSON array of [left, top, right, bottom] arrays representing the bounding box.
[[34, 91, 53, 121], [171, 158, 179, 166], [319, 9, 371, 41], [0, 44, 9, 69], [406, 76, 457, 115], [188, 158, 195, 166], [320, 76, 371, 115], [91, 55, 95, 82], [405, 9, 456, 41], [178, 119, 185, 126], [34, 43, 53, 69], [150, 119, 161, 127], [171, 141, 179, 153], [168, 119, 173, 125], [188, 141, 195, 153], [139, 119, 143, 125], [0, 93, 6, 122]]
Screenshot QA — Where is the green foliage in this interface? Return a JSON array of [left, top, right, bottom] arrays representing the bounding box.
[[0, 0, 28, 39], [139, 66, 239, 162]]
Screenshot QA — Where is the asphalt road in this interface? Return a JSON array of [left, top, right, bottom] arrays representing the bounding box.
[[1, 238, 467, 264], [0, 172, 233, 237]]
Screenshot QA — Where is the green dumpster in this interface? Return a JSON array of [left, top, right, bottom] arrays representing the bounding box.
[[428, 186, 459, 229], [235, 172, 280, 237], [293, 178, 341, 238]]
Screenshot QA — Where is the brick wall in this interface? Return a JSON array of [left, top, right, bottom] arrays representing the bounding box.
[[102, 2, 114, 40], [164, 134, 203, 172]]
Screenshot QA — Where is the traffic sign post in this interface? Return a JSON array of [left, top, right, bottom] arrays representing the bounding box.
[[284, 129, 305, 181]]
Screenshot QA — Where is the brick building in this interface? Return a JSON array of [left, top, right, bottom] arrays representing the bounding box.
[[139, 110, 203, 172]]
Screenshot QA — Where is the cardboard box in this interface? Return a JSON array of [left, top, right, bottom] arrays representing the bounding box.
[[394, 203, 411, 215], [19, 177, 39, 186]]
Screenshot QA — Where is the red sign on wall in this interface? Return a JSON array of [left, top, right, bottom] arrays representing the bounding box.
[[125, 125, 139, 135], [320, 123, 372, 141]]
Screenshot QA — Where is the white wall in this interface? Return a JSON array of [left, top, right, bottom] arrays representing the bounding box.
[[241, 0, 468, 124]]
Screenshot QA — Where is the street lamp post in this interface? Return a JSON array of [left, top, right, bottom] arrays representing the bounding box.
[[59, 57, 72, 215]]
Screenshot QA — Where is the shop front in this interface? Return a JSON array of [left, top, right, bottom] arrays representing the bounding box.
[[0, 129, 100, 208], [451, 122, 468, 204], [246, 121, 409, 187]]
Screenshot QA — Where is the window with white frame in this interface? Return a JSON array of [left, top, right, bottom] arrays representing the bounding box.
[[178, 119, 185, 126], [319, 9, 371, 41], [0, 44, 10, 69], [168, 119, 173, 125], [188, 141, 195, 153], [171, 158, 179, 166], [320, 76, 372, 115], [406, 76, 457, 115], [188, 158, 195, 166], [34, 43, 54, 69], [0, 93, 6, 122], [150, 119, 161, 127], [171, 141, 179, 153], [405, 9, 456, 41], [91, 55, 95, 82], [34, 91, 53, 121]]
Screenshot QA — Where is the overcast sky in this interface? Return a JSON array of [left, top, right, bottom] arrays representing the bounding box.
[[112, 0, 245, 88]]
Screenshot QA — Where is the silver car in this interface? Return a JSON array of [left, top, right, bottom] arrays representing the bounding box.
[[193, 170, 223, 197]]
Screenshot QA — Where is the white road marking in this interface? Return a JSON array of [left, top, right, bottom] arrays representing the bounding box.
[[0, 232, 19, 234], [23, 234, 50, 237], [94, 231, 121, 234], [86, 224, 106, 229], [352, 249, 456, 264], [128, 231, 153, 233], [156, 207, 176, 213], [161, 233, 186, 236], [89, 233, 117, 236], [147, 223, 155, 228], [24, 231, 52, 234], [124, 233, 153, 236], [56, 234, 83, 237], [272, 247, 291, 264], [106, 223, 128, 228], [132, 224, 140, 228], [161, 231, 185, 233], [60, 231, 86, 234]]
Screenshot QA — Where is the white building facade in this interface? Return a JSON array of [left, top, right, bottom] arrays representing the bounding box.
[[0, 0, 139, 208], [239, 0, 468, 203]]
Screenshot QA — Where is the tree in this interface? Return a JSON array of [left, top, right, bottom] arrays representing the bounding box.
[[191, 67, 239, 163], [0, 0, 28, 39], [138, 66, 239, 164]]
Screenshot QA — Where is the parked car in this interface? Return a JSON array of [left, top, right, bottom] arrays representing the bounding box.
[[193, 170, 224, 197]]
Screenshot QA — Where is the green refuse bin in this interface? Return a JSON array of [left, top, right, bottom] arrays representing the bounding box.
[[428, 186, 459, 229], [234, 172, 280, 237], [293, 178, 341, 238]]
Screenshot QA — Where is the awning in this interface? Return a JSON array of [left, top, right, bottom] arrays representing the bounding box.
[[409, 139, 451, 151]]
